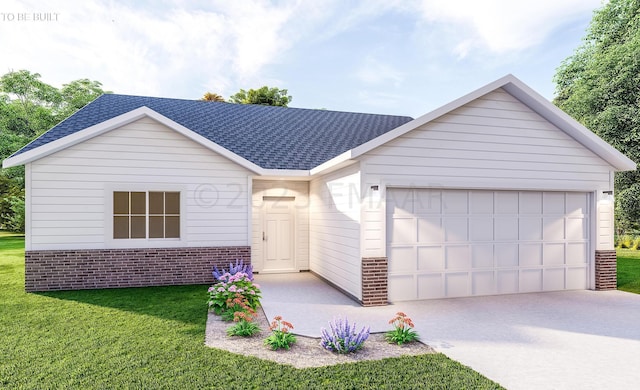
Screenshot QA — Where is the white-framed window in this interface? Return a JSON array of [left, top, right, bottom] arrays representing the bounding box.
[[113, 191, 181, 239]]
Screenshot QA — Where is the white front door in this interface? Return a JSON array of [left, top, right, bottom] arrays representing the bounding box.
[[262, 197, 296, 272]]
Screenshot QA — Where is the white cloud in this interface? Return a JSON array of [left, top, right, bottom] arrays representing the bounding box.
[[416, 0, 601, 55], [355, 56, 404, 86], [0, 0, 308, 98]]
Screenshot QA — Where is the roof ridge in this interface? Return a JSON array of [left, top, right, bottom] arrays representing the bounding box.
[[101, 93, 413, 119]]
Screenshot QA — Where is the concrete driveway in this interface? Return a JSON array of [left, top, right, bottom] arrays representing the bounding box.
[[258, 273, 640, 390]]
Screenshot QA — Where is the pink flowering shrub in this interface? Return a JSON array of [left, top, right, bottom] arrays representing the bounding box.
[[207, 271, 261, 317]]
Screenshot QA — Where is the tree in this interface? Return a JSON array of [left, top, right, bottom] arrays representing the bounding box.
[[0, 70, 60, 137], [229, 86, 292, 107], [553, 0, 640, 233], [58, 79, 109, 119], [0, 70, 109, 231], [201, 92, 226, 102]]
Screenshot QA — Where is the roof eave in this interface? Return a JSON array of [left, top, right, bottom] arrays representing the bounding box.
[[2, 107, 268, 174]]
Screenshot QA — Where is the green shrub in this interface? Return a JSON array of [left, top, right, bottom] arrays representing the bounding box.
[[226, 319, 261, 337], [2, 195, 25, 232], [618, 234, 634, 249]]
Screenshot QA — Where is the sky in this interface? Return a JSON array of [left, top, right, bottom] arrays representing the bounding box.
[[0, 0, 604, 118]]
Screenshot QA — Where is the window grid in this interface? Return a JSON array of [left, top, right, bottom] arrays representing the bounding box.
[[113, 191, 180, 239]]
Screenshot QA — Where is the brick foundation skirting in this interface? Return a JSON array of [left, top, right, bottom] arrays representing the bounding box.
[[361, 257, 388, 306], [595, 249, 617, 290], [24, 246, 251, 292]]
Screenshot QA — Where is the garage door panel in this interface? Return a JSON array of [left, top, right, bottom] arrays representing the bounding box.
[[566, 243, 587, 265], [388, 246, 415, 273], [497, 270, 519, 294], [387, 189, 590, 301], [519, 243, 542, 266], [495, 192, 518, 214], [495, 217, 518, 240], [520, 192, 542, 214], [442, 191, 468, 214], [543, 192, 565, 214], [566, 217, 587, 240], [472, 245, 494, 268], [444, 217, 468, 242], [567, 267, 588, 289], [519, 218, 542, 240], [445, 272, 470, 297], [543, 217, 565, 240], [389, 217, 416, 244], [418, 217, 443, 243], [543, 243, 565, 265], [387, 189, 413, 216], [520, 269, 543, 292], [415, 190, 441, 214], [446, 245, 471, 270], [388, 275, 415, 301], [418, 274, 444, 299], [470, 217, 493, 241], [543, 268, 565, 291], [472, 271, 495, 295], [470, 191, 494, 213], [566, 193, 588, 215], [496, 244, 518, 267], [417, 246, 444, 271]]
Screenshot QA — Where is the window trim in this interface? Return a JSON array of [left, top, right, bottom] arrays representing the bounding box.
[[105, 184, 186, 249]]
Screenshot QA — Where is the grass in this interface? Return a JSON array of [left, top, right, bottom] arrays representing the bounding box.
[[617, 249, 640, 294], [0, 232, 502, 389]]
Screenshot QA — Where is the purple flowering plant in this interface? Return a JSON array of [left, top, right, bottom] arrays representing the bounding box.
[[213, 259, 253, 281], [207, 271, 261, 317], [320, 317, 370, 354]]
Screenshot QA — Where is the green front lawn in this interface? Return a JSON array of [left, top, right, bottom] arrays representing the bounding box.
[[617, 249, 640, 294], [0, 232, 502, 389]]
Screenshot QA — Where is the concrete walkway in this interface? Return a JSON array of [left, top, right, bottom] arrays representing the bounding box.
[[256, 272, 640, 390]]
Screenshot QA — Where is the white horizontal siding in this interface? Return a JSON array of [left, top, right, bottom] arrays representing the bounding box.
[[360, 88, 616, 257], [362, 89, 615, 189], [309, 163, 362, 299], [28, 117, 251, 250], [251, 180, 309, 272]]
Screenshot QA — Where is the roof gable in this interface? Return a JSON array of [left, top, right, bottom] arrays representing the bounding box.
[[349, 74, 636, 172], [4, 95, 412, 171]]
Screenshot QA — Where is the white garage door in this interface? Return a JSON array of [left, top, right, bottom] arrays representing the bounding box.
[[387, 189, 590, 301]]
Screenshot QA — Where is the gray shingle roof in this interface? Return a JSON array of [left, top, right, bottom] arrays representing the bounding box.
[[13, 94, 413, 170]]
